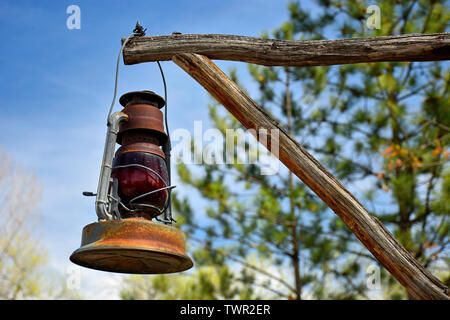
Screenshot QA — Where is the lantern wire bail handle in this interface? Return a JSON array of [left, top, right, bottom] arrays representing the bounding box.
[[107, 21, 149, 121]]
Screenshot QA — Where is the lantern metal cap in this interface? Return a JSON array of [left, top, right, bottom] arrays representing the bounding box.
[[119, 90, 166, 109], [70, 218, 193, 274]]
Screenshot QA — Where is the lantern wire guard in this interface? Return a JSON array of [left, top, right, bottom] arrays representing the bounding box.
[[70, 23, 193, 274]]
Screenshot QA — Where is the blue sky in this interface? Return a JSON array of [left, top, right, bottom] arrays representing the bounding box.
[[0, 0, 304, 298]]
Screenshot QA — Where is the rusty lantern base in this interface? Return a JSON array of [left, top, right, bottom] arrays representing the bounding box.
[[70, 218, 193, 274]]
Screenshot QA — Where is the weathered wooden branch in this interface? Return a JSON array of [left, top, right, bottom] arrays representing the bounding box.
[[172, 53, 449, 300], [123, 33, 450, 66]]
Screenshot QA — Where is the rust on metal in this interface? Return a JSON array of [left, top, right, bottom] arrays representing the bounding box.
[[115, 91, 168, 159], [70, 218, 193, 274], [117, 104, 167, 145], [116, 136, 166, 159], [119, 90, 165, 109]]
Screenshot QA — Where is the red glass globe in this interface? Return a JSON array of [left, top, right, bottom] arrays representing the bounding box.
[[112, 151, 169, 220]]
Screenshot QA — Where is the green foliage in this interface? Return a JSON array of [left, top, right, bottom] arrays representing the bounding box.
[[120, 264, 262, 300]]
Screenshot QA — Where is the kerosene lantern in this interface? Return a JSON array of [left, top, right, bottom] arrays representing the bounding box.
[[70, 90, 193, 274]]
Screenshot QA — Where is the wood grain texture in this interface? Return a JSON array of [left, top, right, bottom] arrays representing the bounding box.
[[123, 33, 450, 66], [172, 53, 449, 300]]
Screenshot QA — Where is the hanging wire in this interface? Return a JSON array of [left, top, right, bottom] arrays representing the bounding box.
[[107, 21, 147, 121], [157, 61, 169, 137], [107, 33, 134, 122], [156, 60, 176, 224]]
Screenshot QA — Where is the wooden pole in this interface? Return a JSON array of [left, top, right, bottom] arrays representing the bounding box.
[[123, 33, 450, 66], [171, 53, 449, 300]]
